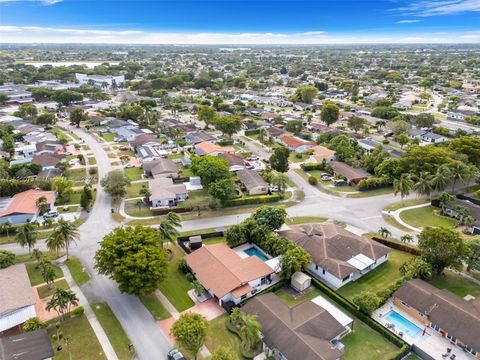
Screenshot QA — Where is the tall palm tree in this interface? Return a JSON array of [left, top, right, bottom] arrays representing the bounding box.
[[158, 212, 182, 246], [0, 221, 12, 238], [378, 227, 392, 239], [48, 219, 80, 259], [240, 314, 262, 351], [431, 165, 451, 192], [413, 172, 434, 199], [393, 174, 414, 204], [449, 162, 470, 193], [438, 192, 455, 215], [15, 222, 37, 255], [46, 288, 79, 318]]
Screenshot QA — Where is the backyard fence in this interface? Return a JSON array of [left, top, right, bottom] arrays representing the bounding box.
[[177, 231, 225, 254]]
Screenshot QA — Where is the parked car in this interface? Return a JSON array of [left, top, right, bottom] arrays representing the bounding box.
[[333, 179, 349, 187], [383, 131, 394, 138], [321, 175, 332, 181], [269, 185, 279, 192], [167, 349, 186, 360], [118, 146, 129, 151], [246, 164, 255, 170], [68, 159, 77, 166], [64, 151, 72, 156], [124, 163, 135, 169], [247, 155, 259, 161], [43, 210, 59, 218]]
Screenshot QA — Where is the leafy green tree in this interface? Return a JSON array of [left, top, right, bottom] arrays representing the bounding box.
[[279, 246, 311, 280], [69, 108, 87, 128], [0, 250, 15, 269], [139, 184, 152, 201], [14, 103, 38, 122], [415, 113, 435, 129], [413, 172, 434, 198], [191, 156, 231, 187], [80, 185, 93, 210], [240, 314, 262, 351], [48, 219, 79, 259], [23, 318, 47, 332], [449, 136, 480, 166], [393, 174, 414, 203], [15, 223, 37, 255], [347, 117, 367, 133], [94, 225, 168, 295], [466, 238, 480, 272], [252, 206, 287, 231], [399, 257, 432, 280], [394, 133, 410, 149], [208, 178, 236, 204], [388, 120, 411, 134], [362, 146, 388, 174], [438, 191, 455, 215], [272, 173, 289, 193], [0, 130, 14, 155], [214, 115, 242, 139], [401, 145, 453, 176], [285, 120, 303, 135], [101, 170, 131, 201], [298, 85, 318, 104], [431, 166, 452, 192], [320, 102, 339, 126], [352, 291, 382, 315], [36, 112, 56, 126], [269, 146, 289, 173], [371, 106, 400, 120], [225, 224, 247, 247], [46, 288, 79, 318], [171, 313, 207, 360], [197, 105, 217, 129], [40, 261, 56, 290], [53, 90, 83, 106], [52, 176, 74, 203], [418, 227, 469, 275]]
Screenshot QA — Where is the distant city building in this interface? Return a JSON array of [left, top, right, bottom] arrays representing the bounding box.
[[75, 73, 125, 89]]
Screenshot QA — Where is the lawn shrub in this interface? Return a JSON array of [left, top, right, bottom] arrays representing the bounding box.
[[357, 177, 391, 191], [244, 129, 260, 136], [301, 163, 326, 171], [308, 176, 318, 185], [223, 194, 281, 207]]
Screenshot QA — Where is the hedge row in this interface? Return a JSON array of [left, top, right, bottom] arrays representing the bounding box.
[[371, 237, 422, 256], [223, 194, 281, 207], [300, 163, 326, 171], [357, 176, 391, 191], [244, 129, 261, 136], [309, 278, 410, 359], [218, 139, 234, 146]]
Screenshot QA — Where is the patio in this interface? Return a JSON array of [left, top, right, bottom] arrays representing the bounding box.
[[373, 302, 476, 360]]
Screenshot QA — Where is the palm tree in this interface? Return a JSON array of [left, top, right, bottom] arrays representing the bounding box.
[[378, 227, 392, 239], [158, 212, 182, 246], [400, 234, 414, 244], [413, 172, 433, 199], [0, 221, 12, 238], [134, 199, 144, 212], [453, 205, 469, 224], [393, 174, 414, 204], [32, 248, 43, 268], [40, 261, 56, 290], [438, 192, 455, 215], [46, 288, 79, 318], [15, 223, 37, 255], [449, 162, 470, 193], [431, 165, 451, 192], [48, 219, 79, 259], [36, 196, 48, 215], [240, 314, 262, 351]]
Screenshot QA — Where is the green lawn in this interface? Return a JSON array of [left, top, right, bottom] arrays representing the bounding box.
[[403, 354, 422, 360], [124, 202, 153, 217], [399, 205, 456, 229], [275, 287, 323, 307], [288, 152, 309, 163], [384, 199, 430, 212], [125, 181, 148, 198], [37, 278, 69, 299], [91, 302, 133, 360], [65, 168, 87, 182], [347, 187, 393, 198], [102, 133, 115, 142], [168, 153, 184, 160], [157, 245, 194, 312], [65, 256, 90, 286], [139, 293, 171, 320], [203, 237, 226, 245], [285, 216, 328, 225], [124, 167, 143, 181], [204, 315, 243, 360], [49, 314, 107, 360], [180, 167, 194, 178], [338, 250, 414, 300], [342, 318, 399, 360], [429, 270, 480, 297], [88, 156, 97, 165], [26, 262, 63, 286]]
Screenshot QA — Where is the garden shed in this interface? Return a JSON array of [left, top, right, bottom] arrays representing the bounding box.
[[291, 271, 311, 292]]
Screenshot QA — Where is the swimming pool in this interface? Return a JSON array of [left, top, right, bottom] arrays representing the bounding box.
[[384, 311, 423, 338], [244, 247, 268, 261]]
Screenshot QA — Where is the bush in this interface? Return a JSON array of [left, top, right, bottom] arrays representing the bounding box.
[[308, 176, 318, 185], [222, 194, 281, 207], [301, 163, 325, 171], [71, 306, 85, 316], [177, 259, 190, 274], [357, 176, 391, 191], [89, 167, 98, 175], [0, 250, 15, 269], [217, 139, 234, 146], [22, 317, 47, 332], [352, 291, 382, 315], [244, 129, 260, 136]]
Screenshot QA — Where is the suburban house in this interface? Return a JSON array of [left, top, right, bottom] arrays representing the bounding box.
[[31, 153, 65, 170], [0, 84, 33, 104], [310, 145, 336, 163], [278, 134, 315, 153], [75, 73, 125, 89], [0, 264, 36, 334], [129, 133, 159, 150], [443, 199, 480, 235], [393, 279, 480, 358], [218, 152, 246, 172], [331, 162, 370, 185], [185, 244, 276, 306], [420, 131, 449, 144], [306, 122, 336, 135], [186, 131, 215, 145], [194, 141, 235, 156], [243, 293, 352, 360], [149, 178, 188, 208], [35, 140, 64, 155], [0, 189, 56, 225], [266, 126, 286, 139], [236, 169, 269, 195], [142, 158, 179, 179], [136, 144, 171, 163], [278, 224, 391, 289], [0, 329, 54, 360]]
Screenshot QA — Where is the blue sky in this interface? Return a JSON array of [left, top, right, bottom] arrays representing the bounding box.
[[1, 0, 480, 44]]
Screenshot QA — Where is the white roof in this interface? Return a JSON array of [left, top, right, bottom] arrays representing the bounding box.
[[347, 254, 375, 270], [265, 256, 281, 273], [292, 271, 311, 283], [311, 295, 353, 327]]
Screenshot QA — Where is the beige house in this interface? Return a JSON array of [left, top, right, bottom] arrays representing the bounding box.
[[310, 145, 336, 163], [236, 169, 268, 195], [142, 158, 179, 179]]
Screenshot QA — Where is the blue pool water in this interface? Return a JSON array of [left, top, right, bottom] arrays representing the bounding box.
[[244, 247, 268, 261], [384, 311, 423, 338]]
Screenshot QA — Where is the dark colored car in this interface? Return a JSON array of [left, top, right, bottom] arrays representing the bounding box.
[[167, 349, 186, 360]]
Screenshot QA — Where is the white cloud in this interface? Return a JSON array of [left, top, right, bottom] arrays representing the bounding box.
[[397, 19, 421, 23], [0, 25, 479, 44], [396, 0, 480, 17], [0, 0, 62, 4]]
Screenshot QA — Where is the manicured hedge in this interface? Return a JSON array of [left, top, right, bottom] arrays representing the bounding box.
[[218, 139, 234, 146], [310, 278, 410, 359], [357, 176, 391, 191], [301, 163, 326, 171], [223, 194, 281, 207], [371, 237, 422, 256], [245, 129, 261, 136]]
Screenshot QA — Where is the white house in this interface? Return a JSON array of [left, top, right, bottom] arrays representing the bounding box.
[[0, 264, 36, 333], [149, 178, 188, 208], [279, 224, 391, 289]]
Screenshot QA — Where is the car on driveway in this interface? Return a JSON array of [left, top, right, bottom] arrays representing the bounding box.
[[321, 175, 332, 181], [124, 163, 135, 169], [43, 210, 59, 218], [118, 145, 129, 151], [269, 185, 279, 192], [167, 349, 186, 360]]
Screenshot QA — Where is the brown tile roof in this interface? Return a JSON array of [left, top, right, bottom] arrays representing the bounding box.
[[236, 169, 268, 190], [31, 153, 65, 167], [394, 279, 480, 350], [280, 134, 315, 148], [278, 224, 391, 279], [185, 244, 274, 298], [243, 293, 345, 360], [266, 126, 286, 138], [0, 189, 55, 218], [129, 133, 158, 148], [218, 152, 245, 167], [331, 162, 370, 181], [312, 145, 336, 161], [195, 141, 235, 156], [0, 264, 36, 316], [142, 158, 178, 177]]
